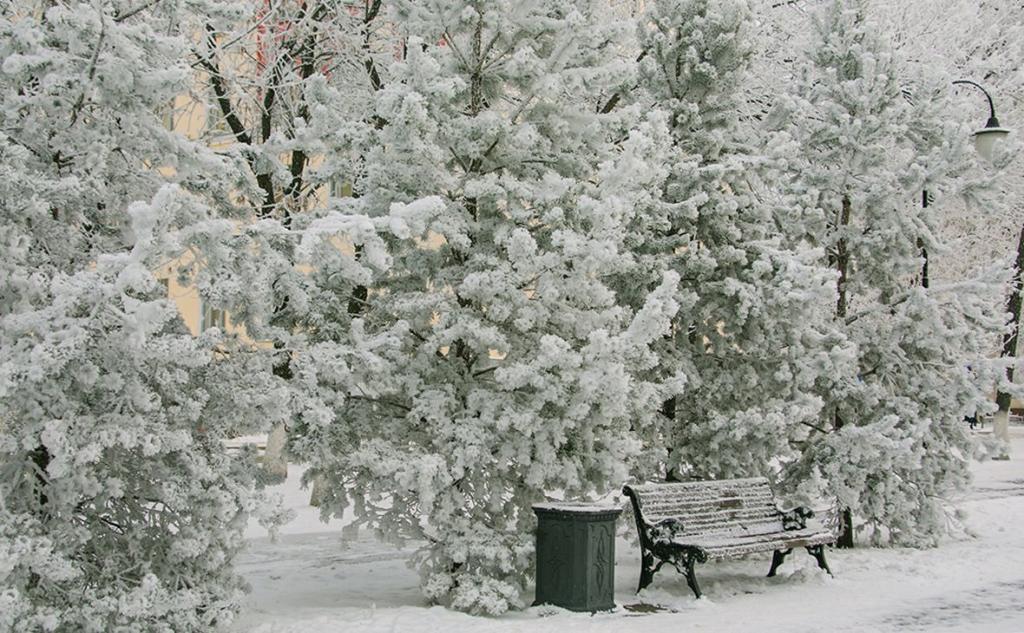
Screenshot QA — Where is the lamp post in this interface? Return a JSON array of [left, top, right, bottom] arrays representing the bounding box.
[[952, 80, 1011, 161], [952, 79, 1013, 456], [919, 82, 1009, 287]]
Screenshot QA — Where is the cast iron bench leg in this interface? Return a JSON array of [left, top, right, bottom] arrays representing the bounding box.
[[767, 548, 792, 577], [673, 549, 705, 599], [806, 544, 832, 575], [637, 553, 665, 593], [682, 559, 702, 599]]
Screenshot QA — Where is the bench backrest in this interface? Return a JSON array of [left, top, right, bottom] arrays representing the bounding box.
[[624, 477, 783, 544]]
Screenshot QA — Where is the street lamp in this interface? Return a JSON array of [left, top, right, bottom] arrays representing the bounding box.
[[951, 79, 1013, 456], [952, 80, 1011, 162]]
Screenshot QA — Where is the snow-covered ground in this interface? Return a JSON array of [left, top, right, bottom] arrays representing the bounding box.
[[235, 428, 1024, 632]]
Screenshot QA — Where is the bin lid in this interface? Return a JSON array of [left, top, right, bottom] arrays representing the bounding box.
[[532, 501, 622, 517]]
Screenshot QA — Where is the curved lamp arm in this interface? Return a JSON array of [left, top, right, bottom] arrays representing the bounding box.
[[952, 79, 1001, 129]]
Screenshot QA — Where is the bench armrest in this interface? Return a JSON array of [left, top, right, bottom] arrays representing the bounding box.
[[648, 517, 686, 545], [779, 506, 814, 531]]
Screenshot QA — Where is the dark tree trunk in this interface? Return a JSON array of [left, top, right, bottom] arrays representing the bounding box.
[[996, 223, 1024, 415], [835, 195, 850, 321], [26, 444, 51, 590], [917, 237, 929, 289], [919, 190, 930, 288], [834, 195, 855, 548], [30, 444, 51, 511], [662, 396, 681, 481], [836, 495, 855, 548]]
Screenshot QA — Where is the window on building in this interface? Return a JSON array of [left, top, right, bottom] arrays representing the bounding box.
[[331, 178, 353, 198], [201, 301, 226, 331]]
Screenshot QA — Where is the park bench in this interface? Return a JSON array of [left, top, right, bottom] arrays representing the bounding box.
[[623, 477, 835, 598]]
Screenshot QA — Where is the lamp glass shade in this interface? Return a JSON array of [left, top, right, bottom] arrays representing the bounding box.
[[973, 127, 1010, 162]]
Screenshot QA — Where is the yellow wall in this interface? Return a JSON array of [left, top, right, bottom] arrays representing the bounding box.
[[154, 251, 227, 337]]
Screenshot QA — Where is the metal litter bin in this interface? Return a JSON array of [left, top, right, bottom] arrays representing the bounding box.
[[532, 502, 621, 612]]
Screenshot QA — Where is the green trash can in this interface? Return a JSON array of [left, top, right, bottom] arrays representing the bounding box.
[[532, 502, 621, 612]]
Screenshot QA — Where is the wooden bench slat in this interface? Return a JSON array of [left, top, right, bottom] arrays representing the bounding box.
[[637, 499, 770, 509], [645, 510, 778, 524], [628, 476, 771, 491], [645, 501, 778, 517], [641, 495, 776, 512], [637, 491, 775, 506], [703, 535, 836, 559], [683, 518, 785, 537], [639, 489, 774, 499], [683, 527, 835, 553]]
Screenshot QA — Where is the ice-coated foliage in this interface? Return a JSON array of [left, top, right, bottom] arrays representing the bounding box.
[[2, 0, 1018, 626], [624, 0, 850, 482], [773, 0, 1009, 545], [0, 3, 288, 630], [284, 0, 683, 614]]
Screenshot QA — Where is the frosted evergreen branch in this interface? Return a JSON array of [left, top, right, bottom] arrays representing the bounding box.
[[113, 0, 162, 23], [69, 12, 107, 126]]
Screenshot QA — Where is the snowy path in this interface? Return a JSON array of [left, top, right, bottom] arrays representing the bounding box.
[[234, 430, 1024, 633]]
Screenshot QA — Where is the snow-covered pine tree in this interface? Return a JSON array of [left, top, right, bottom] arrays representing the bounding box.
[[286, 0, 684, 614], [774, 0, 1009, 546], [624, 0, 848, 482], [0, 2, 289, 630]]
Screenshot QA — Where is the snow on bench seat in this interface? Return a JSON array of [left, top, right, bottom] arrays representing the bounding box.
[[684, 526, 836, 559]]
